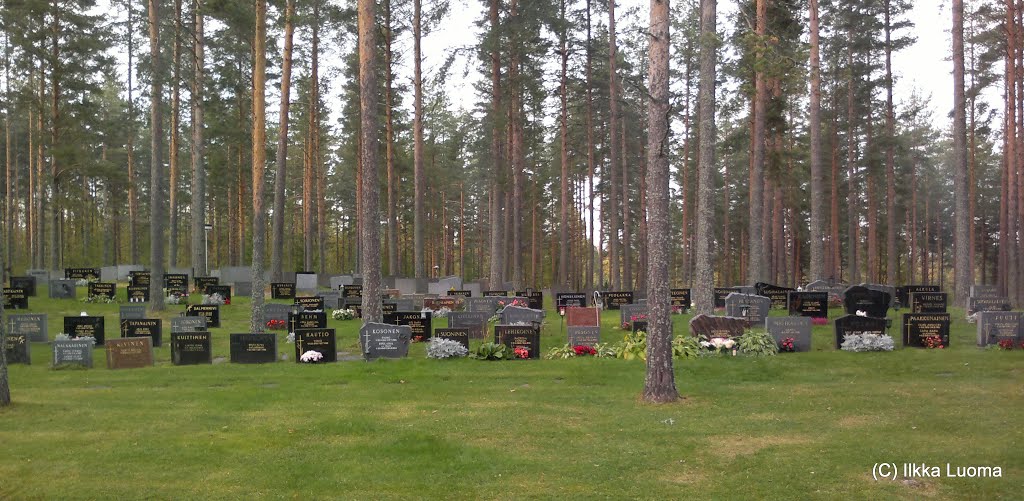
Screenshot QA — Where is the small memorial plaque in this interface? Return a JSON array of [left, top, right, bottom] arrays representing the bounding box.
[[447, 289, 472, 298], [129, 271, 151, 288], [567, 326, 601, 347], [901, 313, 951, 348], [4, 333, 31, 364], [970, 285, 1000, 299], [263, 303, 293, 323], [171, 331, 212, 365], [120, 318, 163, 347], [342, 284, 363, 299], [185, 304, 220, 328], [465, 297, 497, 313], [434, 328, 470, 351], [787, 291, 829, 318], [483, 290, 510, 298], [295, 328, 337, 363], [8, 314, 48, 342], [495, 325, 541, 359], [64, 316, 105, 345], [119, 305, 147, 322], [171, 316, 207, 333], [361, 322, 412, 360], [105, 337, 154, 369], [834, 314, 888, 349], [230, 333, 278, 364], [65, 267, 100, 280], [556, 292, 587, 308], [3, 288, 28, 309], [448, 311, 490, 339], [689, 314, 746, 339], [271, 282, 296, 299], [53, 340, 93, 368], [604, 291, 634, 310], [88, 282, 116, 299], [767, 317, 812, 352]]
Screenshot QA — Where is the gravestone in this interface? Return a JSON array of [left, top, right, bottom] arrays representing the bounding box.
[[87, 282, 116, 299], [724, 293, 771, 327], [767, 317, 812, 352], [567, 326, 601, 347], [632, 320, 648, 333], [164, 274, 189, 295], [501, 306, 544, 325], [842, 286, 891, 318], [565, 307, 600, 327], [448, 311, 490, 339], [387, 298, 415, 312], [395, 278, 420, 295], [126, 286, 149, 303], [170, 316, 207, 333], [897, 285, 940, 307], [318, 291, 341, 310], [342, 284, 363, 302], [194, 276, 219, 294], [330, 275, 355, 290], [833, 314, 888, 349], [234, 281, 253, 297], [860, 283, 897, 308], [513, 290, 543, 310], [361, 323, 412, 360], [787, 291, 829, 318], [969, 296, 1012, 313], [119, 305, 147, 322], [220, 266, 250, 285], [495, 325, 541, 359], [556, 292, 587, 309], [671, 289, 691, 310], [295, 328, 337, 363], [49, 279, 77, 299], [484, 290, 510, 298], [100, 266, 118, 283], [171, 331, 212, 365], [288, 311, 327, 332], [120, 318, 162, 347], [105, 337, 154, 369], [901, 313, 951, 348], [271, 283, 296, 299], [424, 296, 461, 311], [384, 311, 433, 341], [910, 292, 948, 314], [9, 276, 37, 296], [294, 296, 325, 311], [52, 340, 94, 368], [65, 267, 100, 280], [604, 291, 634, 310], [3, 288, 28, 309], [129, 270, 151, 288], [755, 283, 796, 309], [230, 333, 278, 364], [970, 285, 1000, 299], [4, 332, 31, 364], [8, 314, 48, 342], [465, 297, 497, 313], [463, 282, 483, 298], [447, 289, 473, 298], [434, 328, 470, 351], [28, 270, 50, 287], [976, 311, 1023, 347], [206, 285, 232, 302], [64, 316, 105, 344], [296, 273, 319, 293], [713, 288, 741, 308], [263, 303, 293, 323], [736, 285, 757, 295], [620, 304, 648, 327], [689, 314, 746, 339], [185, 305, 220, 328]]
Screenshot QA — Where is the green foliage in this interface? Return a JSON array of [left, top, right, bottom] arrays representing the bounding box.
[[616, 330, 647, 361], [470, 342, 512, 361], [544, 344, 576, 360], [737, 330, 779, 357], [672, 335, 702, 359]]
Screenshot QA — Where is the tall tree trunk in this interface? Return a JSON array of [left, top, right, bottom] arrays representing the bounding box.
[[845, 38, 860, 284], [585, 0, 595, 291], [608, 0, 621, 290], [952, 0, 972, 306], [304, 4, 319, 273], [644, 0, 676, 401], [558, 0, 570, 287], [126, 0, 139, 265], [251, 0, 268, 331], [0, 214, 9, 405], [487, 0, 504, 288], [49, 1, 61, 270], [694, 0, 717, 315], [169, 0, 182, 268], [884, 0, 897, 285], [622, 119, 632, 289], [748, 0, 767, 284], [808, 0, 823, 282], [190, 0, 206, 276], [148, 0, 166, 310], [358, 0, 382, 323], [271, 0, 294, 282], [510, 0, 524, 290], [830, 124, 840, 280], [384, 0, 399, 276], [1004, 0, 1018, 298], [413, 0, 425, 280]]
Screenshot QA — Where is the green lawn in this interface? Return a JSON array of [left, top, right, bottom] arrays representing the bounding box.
[[1, 288, 1021, 499]]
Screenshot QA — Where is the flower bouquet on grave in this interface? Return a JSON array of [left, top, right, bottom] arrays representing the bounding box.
[[573, 345, 597, 357], [426, 338, 469, 359], [700, 336, 737, 356], [513, 346, 531, 359], [779, 337, 796, 352], [332, 308, 356, 321], [922, 335, 944, 349], [266, 319, 287, 330], [201, 293, 226, 306], [811, 317, 829, 326], [997, 338, 1015, 350], [299, 350, 324, 363], [165, 290, 188, 305]]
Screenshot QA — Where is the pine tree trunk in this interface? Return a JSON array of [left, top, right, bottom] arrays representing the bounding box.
[[304, 5, 319, 274], [169, 0, 182, 268], [748, 0, 767, 284], [148, 0, 166, 311], [558, 0, 570, 287], [251, 0, 268, 331], [845, 38, 860, 284], [622, 119, 632, 290], [952, 0, 972, 306], [487, 0, 504, 289], [585, 0, 595, 291], [271, 0, 294, 282], [384, 0, 398, 276], [126, 0, 139, 266], [1003, 1, 1017, 298], [884, 0, 897, 285], [808, 0, 823, 282], [359, 0, 382, 323], [191, 0, 206, 276], [413, 0, 425, 280], [608, 0, 621, 291], [510, 0, 524, 290], [694, 0, 717, 315]]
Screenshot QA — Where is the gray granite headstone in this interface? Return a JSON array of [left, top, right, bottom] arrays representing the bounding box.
[[969, 296, 1012, 313], [170, 316, 208, 333], [101, 266, 119, 283], [385, 298, 415, 312], [361, 322, 412, 360], [767, 317, 812, 352], [463, 282, 483, 298], [8, 313, 48, 342], [970, 285, 1000, 299], [619, 304, 649, 326], [330, 275, 354, 290], [976, 311, 1023, 347], [296, 273, 319, 293], [53, 340, 94, 368], [724, 293, 771, 326], [568, 326, 601, 347], [4, 332, 31, 364], [28, 269, 50, 285], [860, 283, 896, 308], [120, 305, 147, 322], [220, 266, 250, 285], [234, 281, 253, 297], [501, 306, 544, 325], [318, 291, 341, 309], [263, 303, 294, 323], [394, 278, 418, 296], [448, 311, 490, 339], [49, 279, 77, 299], [465, 297, 497, 313]]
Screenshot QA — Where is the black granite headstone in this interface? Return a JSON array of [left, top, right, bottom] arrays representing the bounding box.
[[88, 282, 116, 299], [604, 291, 634, 310], [4, 333, 31, 364], [206, 284, 232, 301], [288, 311, 327, 332], [8, 313, 48, 342], [755, 282, 797, 309], [713, 288, 741, 308], [294, 296, 325, 311], [271, 282, 296, 299], [834, 314, 887, 349], [9, 276, 37, 296], [65, 267, 100, 280], [495, 325, 541, 359], [64, 316, 105, 345], [384, 311, 433, 341], [129, 271, 151, 288], [448, 311, 490, 339], [3, 288, 28, 309], [126, 286, 150, 303], [164, 274, 189, 295], [295, 328, 337, 363], [229, 333, 278, 364], [787, 291, 829, 318], [901, 313, 951, 348], [120, 318, 163, 347], [670, 289, 692, 310], [842, 286, 891, 318], [556, 292, 587, 308], [171, 316, 207, 333], [194, 276, 219, 293], [185, 304, 220, 328], [171, 331, 212, 365], [910, 292, 947, 314]]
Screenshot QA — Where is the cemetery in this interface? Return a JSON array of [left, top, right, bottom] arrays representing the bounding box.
[[0, 273, 1019, 498]]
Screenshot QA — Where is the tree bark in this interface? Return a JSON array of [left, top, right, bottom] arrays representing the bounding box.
[[693, 0, 717, 315], [622, 118, 632, 289], [384, 0, 399, 276], [190, 0, 206, 276], [952, 0, 973, 306], [884, 0, 897, 285], [608, 0, 621, 290], [558, 0, 570, 287], [359, 0, 382, 323], [271, 0, 294, 282], [808, 0, 823, 282], [169, 0, 182, 268], [148, 0, 166, 311], [643, 0, 676, 403], [414, 0, 425, 281], [748, 0, 767, 284], [304, 3, 319, 274], [585, 0, 595, 291], [0, 216, 8, 405], [250, 0, 268, 332]]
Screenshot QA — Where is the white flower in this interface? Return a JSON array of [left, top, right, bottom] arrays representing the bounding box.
[[300, 350, 324, 363], [856, 310, 867, 317], [723, 339, 736, 349], [699, 341, 712, 348], [80, 311, 88, 316], [286, 332, 295, 343]]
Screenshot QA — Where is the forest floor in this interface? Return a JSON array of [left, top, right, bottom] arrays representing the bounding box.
[[0, 290, 1021, 499]]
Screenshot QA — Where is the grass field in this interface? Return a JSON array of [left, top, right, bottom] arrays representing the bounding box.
[[1, 288, 1022, 499]]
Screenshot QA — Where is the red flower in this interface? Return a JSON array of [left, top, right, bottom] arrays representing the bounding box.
[[998, 338, 1015, 350], [514, 347, 530, 359], [573, 345, 596, 356]]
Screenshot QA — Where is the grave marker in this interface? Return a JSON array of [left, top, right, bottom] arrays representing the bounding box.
[[565, 307, 599, 327], [129, 271, 151, 288], [604, 291, 634, 310], [787, 291, 829, 318], [555, 292, 587, 308], [3, 288, 28, 309], [755, 282, 796, 309], [670, 289, 691, 310], [724, 293, 771, 326], [288, 311, 327, 332], [164, 274, 189, 295], [567, 326, 601, 347], [65, 267, 100, 280], [448, 311, 489, 339], [126, 286, 150, 303], [901, 313, 951, 348], [120, 318, 163, 347], [495, 324, 541, 359], [834, 314, 888, 349], [52, 340, 94, 368], [434, 328, 470, 351], [170, 316, 207, 333], [229, 333, 278, 364], [8, 314, 48, 342], [294, 296, 325, 311], [910, 292, 947, 314], [689, 314, 746, 339], [384, 311, 433, 341], [4, 332, 30, 364], [295, 328, 337, 363], [185, 304, 220, 328], [171, 332, 212, 365], [713, 287, 741, 308], [897, 285, 940, 306], [767, 317, 812, 352], [64, 316, 105, 344], [501, 306, 544, 326], [194, 276, 219, 293], [842, 286, 891, 318], [968, 296, 1012, 313], [976, 311, 1023, 347], [48, 279, 77, 299], [119, 305, 147, 322], [105, 337, 154, 369], [271, 282, 296, 299], [361, 323, 412, 360], [9, 276, 37, 296]]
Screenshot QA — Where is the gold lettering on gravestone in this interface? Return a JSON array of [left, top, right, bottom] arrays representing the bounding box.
[[248, 343, 267, 352]]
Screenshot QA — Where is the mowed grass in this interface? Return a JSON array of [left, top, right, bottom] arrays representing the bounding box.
[[1, 287, 1022, 500]]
